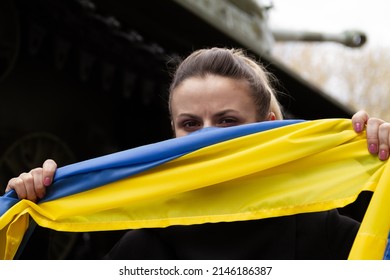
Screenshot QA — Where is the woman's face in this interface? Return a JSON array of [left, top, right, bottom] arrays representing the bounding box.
[[170, 75, 260, 137]]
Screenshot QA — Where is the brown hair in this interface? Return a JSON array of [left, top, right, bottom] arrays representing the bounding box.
[[168, 47, 283, 120]]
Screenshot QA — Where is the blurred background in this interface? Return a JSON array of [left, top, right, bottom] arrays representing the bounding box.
[[270, 0, 390, 121], [0, 0, 387, 259]]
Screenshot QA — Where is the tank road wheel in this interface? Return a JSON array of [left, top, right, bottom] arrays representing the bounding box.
[[0, 132, 76, 191]]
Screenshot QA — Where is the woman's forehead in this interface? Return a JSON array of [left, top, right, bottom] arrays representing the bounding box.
[[172, 75, 250, 96], [170, 75, 256, 115]]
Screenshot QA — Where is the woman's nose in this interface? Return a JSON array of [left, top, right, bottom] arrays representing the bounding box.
[[202, 121, 214, 129]]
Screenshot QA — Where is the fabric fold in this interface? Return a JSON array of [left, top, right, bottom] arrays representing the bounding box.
[[0, 119, 389, 260]]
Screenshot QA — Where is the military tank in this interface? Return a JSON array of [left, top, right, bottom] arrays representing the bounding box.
[[0, 0, 367, 259]]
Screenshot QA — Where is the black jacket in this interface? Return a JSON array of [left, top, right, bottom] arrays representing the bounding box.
[[104, 209, 359, 260]]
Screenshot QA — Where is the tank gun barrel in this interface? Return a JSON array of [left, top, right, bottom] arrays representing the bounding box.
[[272, 29, 367, 48]]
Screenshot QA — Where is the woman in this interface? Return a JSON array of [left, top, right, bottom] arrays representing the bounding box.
[[5, 47, 390, 259]]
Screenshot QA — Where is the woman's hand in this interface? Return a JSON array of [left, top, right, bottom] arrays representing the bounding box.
[[5, 159, 57, 201], [352, 110, 390, 160]]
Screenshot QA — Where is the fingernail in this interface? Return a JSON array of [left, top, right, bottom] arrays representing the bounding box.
[[354, 122, 362, 132], [369, 144, 378, 154], [379, 149, 388, 161], [43, 177, 52, 186]]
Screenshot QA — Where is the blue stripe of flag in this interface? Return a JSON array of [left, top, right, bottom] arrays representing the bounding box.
[[0, 120, 302, 217]]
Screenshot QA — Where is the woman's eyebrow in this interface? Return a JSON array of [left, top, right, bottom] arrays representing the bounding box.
[[176, 113, 200, 119], [177, 110, 239, 119]]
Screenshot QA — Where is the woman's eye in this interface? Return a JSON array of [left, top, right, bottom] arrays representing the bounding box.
[[219, 118, 238, 127], [183, 120, 200, 128]]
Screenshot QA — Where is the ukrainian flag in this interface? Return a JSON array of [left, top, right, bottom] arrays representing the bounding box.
[[0, 119, 389, 260]]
